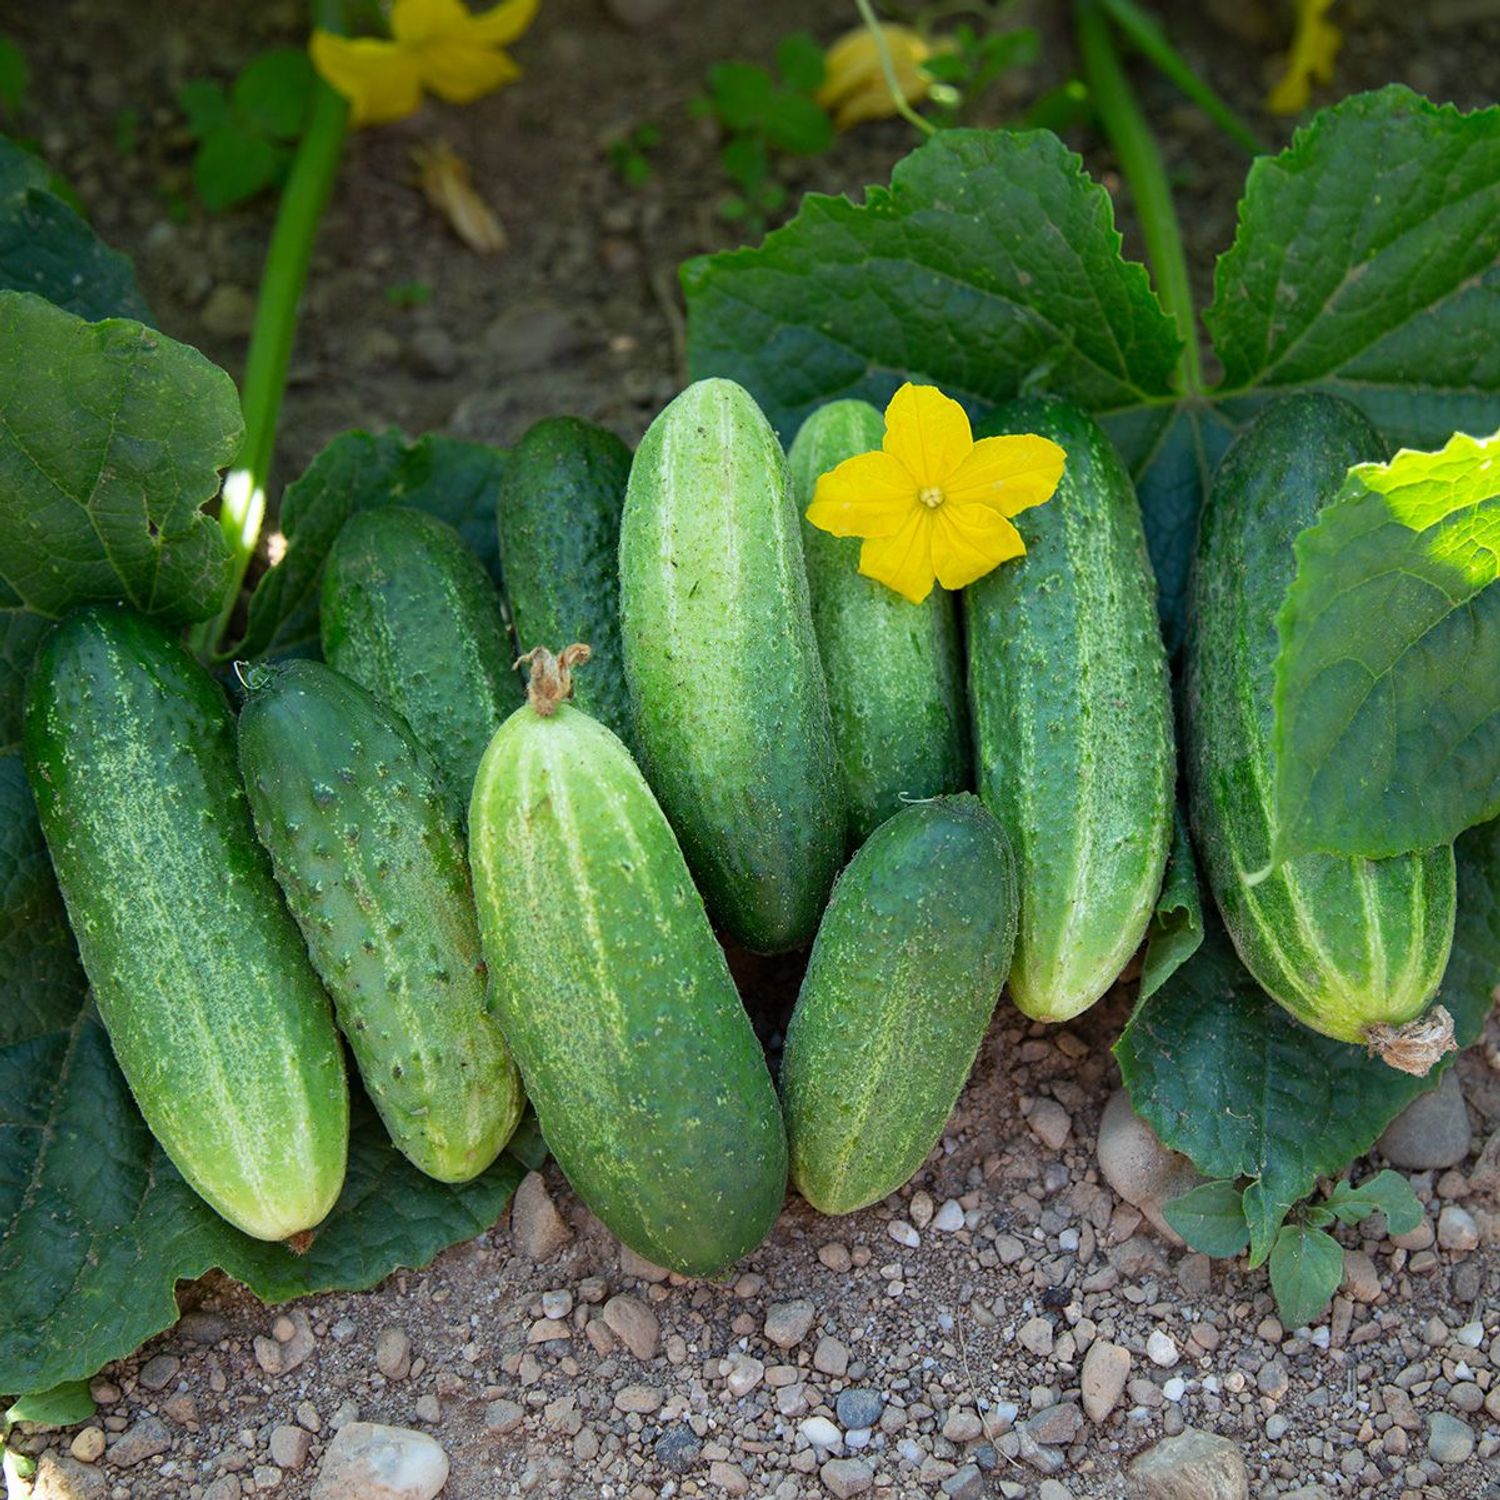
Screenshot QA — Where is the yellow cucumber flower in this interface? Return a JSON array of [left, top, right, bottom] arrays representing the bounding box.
[[806, 383, 1065, 604], [815, 23, 933, 132], [1267, 0, 1342, 115], [311, 0, 538, 128]]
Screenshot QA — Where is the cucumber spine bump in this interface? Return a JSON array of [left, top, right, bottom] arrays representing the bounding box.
[[1185, 393, 1456, 1066], [789, 400, 970, 846], [619, 378, 845, 952], [237, 660, 525, 1183], [966, 398, 1174, 1022], [781, 794, 1016, 1215], [468, 646, 788, 1275], [23, 606, 348, 1241]]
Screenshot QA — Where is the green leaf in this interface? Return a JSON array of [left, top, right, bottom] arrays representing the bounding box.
[[177, 79, 231, 136], [1207, 87, 1500, 450], [0, 586, 49, 754], [0, 293, 238, 631], [762, 92, 833, 156], [5, 1381, 94, 1432], [1268, 1223, 1344, 1329], [239, 429, 509, 660], [682, 127, 1182, 441], [1139, 802, 1204, 1000], [775, 32, 825, 94], [708, 62, 777, 131], [0, 755, 86, 1048], [231, 49, 314, 141], [721, 134, 769, 193], [1272, 428, 1500, 861], [0, 1006, 540, 1399], [1325, 1169, 1422, 1234], [1162, 1180, 1249, 1258], [0, 37, 27, 116], [193, 124, 282, 211], [1115, 857, 1495, 1265], [0, 135, 149, 323]]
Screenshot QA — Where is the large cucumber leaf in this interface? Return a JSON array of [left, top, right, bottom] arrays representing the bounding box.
[[0, 136, 149, 325], [683, 88, 1500, 646], [239, 429, 510, 660], [1273, 429, 1500, 861], [1116, 815, 1500, 1263], [0, 294, 240, 738], [0, 1002, 543, 1400]]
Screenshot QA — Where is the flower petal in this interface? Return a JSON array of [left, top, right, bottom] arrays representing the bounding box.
[[881, 383, 973, 490], [858, 509, 936, 603], [470, 0, 540, 46], [931, 504, 1026, 591], [943, 434, 1066, 516], [806, 451, 917, 539], [391, 0, 474, 44], [417, 39, 521, 103], [310, 32, 424, 126]]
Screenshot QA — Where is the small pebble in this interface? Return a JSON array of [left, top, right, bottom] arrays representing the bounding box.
[[1027, 1098, 1072, 1152], [835, 1389, 883, 1431], [375, 1328, 411, 1381], [1437, 1204, 1479, 1252], [800, 1415, 841, 1450], [764, 1299, 816, 1349], [70, 1427, 106, 1463], [888, 1220, 920, 1249], [932, 1199, 965, 1233], [1146, 1329, 1179, 1369], [1427, 1412, 1475, 1465]]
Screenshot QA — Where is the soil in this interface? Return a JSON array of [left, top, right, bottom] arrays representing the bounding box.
[[5, 0, 1500, 1497]]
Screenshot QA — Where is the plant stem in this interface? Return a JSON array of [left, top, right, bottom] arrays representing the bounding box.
[[1075, 0, 1203, 395], [1097, 0, 1265, 155], [196, 4, 349, 659], [853, 0, 936, 137]]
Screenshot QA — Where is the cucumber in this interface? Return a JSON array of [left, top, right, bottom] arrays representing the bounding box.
[[468, 648, 787, 1276], [237, 660, 525, 1183], [619, 378, 845, 952], [788, 401, 970, 845], [23, 607, 348, 1241], [1185, 394, 1456, 1056], [780, 795, 1016, 1215], [497, 417, 634, 746], [966, 398, 1174, 1022], [321, 506, 523, 826]]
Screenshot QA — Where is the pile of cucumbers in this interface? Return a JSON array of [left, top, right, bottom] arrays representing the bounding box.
[[21, 379, 1457, 1277]]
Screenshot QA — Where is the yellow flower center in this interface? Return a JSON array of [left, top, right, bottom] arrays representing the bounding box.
[[918, 485, 945, 509]]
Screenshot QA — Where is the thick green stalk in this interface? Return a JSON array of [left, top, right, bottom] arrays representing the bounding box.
[[198, 8, 349, 658], [1097, 0, 1265, 155], [1075, 0, 1202, 394]]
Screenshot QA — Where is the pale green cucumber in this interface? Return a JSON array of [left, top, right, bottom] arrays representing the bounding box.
[[468, 654, 787, 1276], [781, 795, 1016, 1215], [23, 607, 348, 1241], [789, 400, 970, 845], [966, 398, 1174, 1022], [237, 660, 524, 1182], [619, 378, 845, 952], [1185, 393, 1456, 1056]]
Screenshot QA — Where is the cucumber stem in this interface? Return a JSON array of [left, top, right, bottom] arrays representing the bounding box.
[[1074, 0, 1203, 395], [521, 644, 592, 715], [195, 0, 350, 660], [852, 0, 937, 138]]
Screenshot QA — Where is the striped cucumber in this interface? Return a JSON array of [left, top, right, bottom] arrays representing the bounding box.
[[321, 506, 523, 826], [237, 660, 525, 1183], [468, 647, 787, 1276], [966, 398, 1174, 1022], [497, 417, 635, 746], [23, 607, 348, 1241], [619, 378, 845, 951], [781, 795, 1016, 1214], [1185, 394, 1456, 1065], [789, 400, 970, 845]]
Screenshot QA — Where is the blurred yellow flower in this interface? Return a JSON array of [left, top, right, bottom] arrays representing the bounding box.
[[815, 23, 933, 131], [1267, 0, 1341, 114], [806, 383, 1065, 604], [311, 0, 538, 128]]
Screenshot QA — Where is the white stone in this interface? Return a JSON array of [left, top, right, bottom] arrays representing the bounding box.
[[800, 1415, 842, 1450], [888, 1220, 920, 1249], [309, 1422, 448, 1500], [932, 1199, 965, 1233], [1147, 1330, 1180, 1369]]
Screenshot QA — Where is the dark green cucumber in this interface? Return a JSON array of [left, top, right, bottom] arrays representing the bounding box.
[[1186, 394, 1456, 1051], [468, 654, 787, 1276], [966, 398, 1174, 1022], [781, 795, 1016, 1215], [789, 400, 970, 845], [23, 607, 348, 1240], [237, 660, 525, 1183], [497, 417, 634, 745], [321, 507, 523, 826], [619, 378, 845, 952]]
